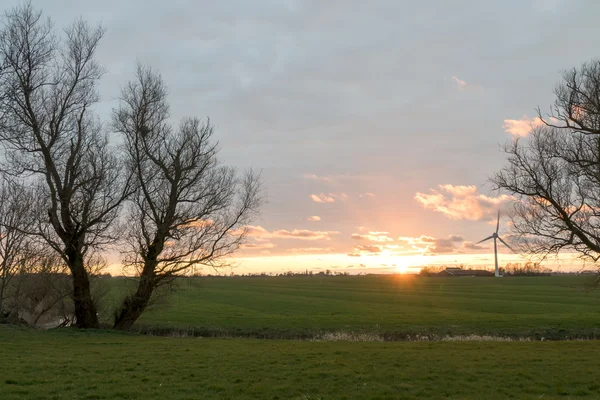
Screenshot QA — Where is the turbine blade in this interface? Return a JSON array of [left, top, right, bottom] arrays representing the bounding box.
[[476, 235, 494, 244], [497, 236, 515, 252], [496, 210, 500, 234]]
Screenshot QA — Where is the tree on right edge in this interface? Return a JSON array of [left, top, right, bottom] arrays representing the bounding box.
[[493, 60, 600, 272], [112, 65, 262, 330]]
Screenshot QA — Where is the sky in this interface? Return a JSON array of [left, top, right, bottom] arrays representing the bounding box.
[[4, 0, 600, 275]]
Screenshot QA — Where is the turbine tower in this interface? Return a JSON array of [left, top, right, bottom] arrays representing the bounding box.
[[476, 211, 513, 277]]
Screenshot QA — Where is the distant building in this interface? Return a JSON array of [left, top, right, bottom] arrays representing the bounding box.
[[437, 267, 494, 277]]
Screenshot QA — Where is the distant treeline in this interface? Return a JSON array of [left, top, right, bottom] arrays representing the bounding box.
[[195, 270, 352, 278], [501, 262, 552, 276], [418, 262, 553, 277]]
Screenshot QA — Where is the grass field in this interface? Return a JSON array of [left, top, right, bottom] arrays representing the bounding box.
[[118, 275, 600, 340], [1, 325, 600, 400], [3, 275, 600, 399]]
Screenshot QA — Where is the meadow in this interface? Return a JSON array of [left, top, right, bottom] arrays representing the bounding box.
[[126, 275, 600, 340], [2, 274, 600, 399], [1, 325, 600, 399]]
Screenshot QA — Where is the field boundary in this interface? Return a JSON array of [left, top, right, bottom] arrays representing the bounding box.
[[129, 325, 600, 342]]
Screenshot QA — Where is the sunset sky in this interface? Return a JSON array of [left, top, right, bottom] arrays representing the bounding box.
[[7, 0, 600, 274]]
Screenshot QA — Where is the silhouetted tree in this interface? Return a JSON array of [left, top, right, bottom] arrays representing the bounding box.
[[501, 262, 551, 276], [0, 178, 35, 317], [493, 60, 600, 271], [112, 65, 262, 330], [0, 4, 131, 328]]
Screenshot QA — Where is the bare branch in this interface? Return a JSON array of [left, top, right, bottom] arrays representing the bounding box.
[[112, 65, 263, 329], [0, 4, 131, 328]]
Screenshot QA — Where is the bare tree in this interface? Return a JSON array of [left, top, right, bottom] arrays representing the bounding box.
[[493, 60, 600, 270], [0, 4, 131, 328], [11, 252, 72, 328], [3, 245, 110, 328], [542, 60, 600, 135], [112, 65, 262, 330], [0, 177, 35, 318]]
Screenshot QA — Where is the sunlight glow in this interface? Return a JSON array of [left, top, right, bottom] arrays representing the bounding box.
[[105, 251, 585, 277]]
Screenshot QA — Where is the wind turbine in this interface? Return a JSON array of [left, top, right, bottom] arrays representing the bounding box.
[[476, 211, 514, 277]]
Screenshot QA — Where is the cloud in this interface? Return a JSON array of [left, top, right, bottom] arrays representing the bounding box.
[[397, 234, 465, 255], [394, 234, 496, 255], [309, 193, 348, 203], [239, 225, 271, 238], [237, 225, 339, 240], [351, 231, 394, 242], [427, 238, 462, 253], [303, 174, 333, 182], [310, 193, 336, 203], [348, 242, 399, 256], [183, 218, 214, 228], [414, 184, 513, 222], [307, 215, 321, 221], [337, 193, 349, 201], [359, 192, 375, 198], [241, 242, 276, 250], [303, 174, 369, 184], [462, 241, 488, 251], [502, 115, 545, 137], [452, 76, 467, 89], [353, 244, 384, 253], [272, 229, 340, 240], [286, 247, 334, 254]]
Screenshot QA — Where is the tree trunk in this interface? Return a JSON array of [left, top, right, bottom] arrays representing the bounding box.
[[113, 274, 155, 330], [0, 278, 5, 315], [69, 252, 99, 329]]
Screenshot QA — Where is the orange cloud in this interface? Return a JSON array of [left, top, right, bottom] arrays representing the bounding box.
[[286, 247, 334, 254], [310, 193, 348, 203], [182, 218, 214, 228], [452, 76, 467, 89], [414, 184, 513, 222], [272, 229, 339, 240], [353, 244, 384, 253], [397, 234, 464, 255], [241, 242, 276, 250], [303, 173, 367, 184], [310, 193, 336, 203], [351, 231, 393, 242], [238, 225, 271, 238], [303, 174, 333, 182], [359, 192, 375, 198], [502, 115, 545, 137], [236, 225, 339, 241], [462, 241, 488, 251], [348, 243, 399, 256], [307, 216, 321, 221]]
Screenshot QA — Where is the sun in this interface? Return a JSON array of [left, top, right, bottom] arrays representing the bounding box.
[[395, 264, 407, 274], [369, 251, 412, 274]]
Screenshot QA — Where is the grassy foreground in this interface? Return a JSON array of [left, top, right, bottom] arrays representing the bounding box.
[[121, 275, 600, 339], [1, 325, 600, 400]]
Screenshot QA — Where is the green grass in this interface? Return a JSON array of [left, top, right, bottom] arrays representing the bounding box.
[[116, 275, 600, 339], [1, 325, 600, 400], [3, 275, 600, 399]]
